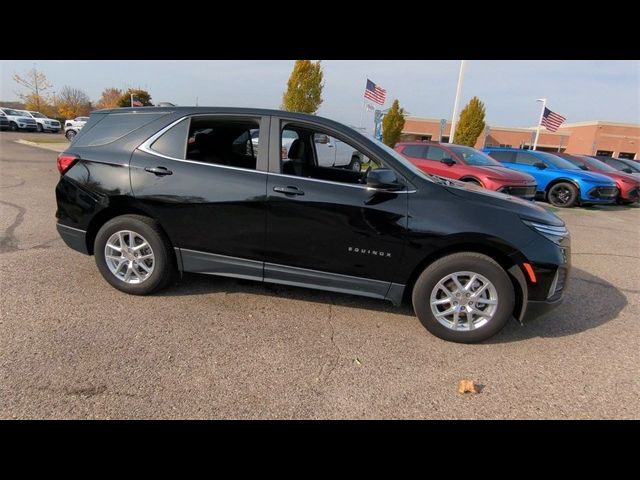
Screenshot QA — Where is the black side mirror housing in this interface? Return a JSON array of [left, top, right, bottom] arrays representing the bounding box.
[[534, 162, 547, 169], [441, 157, 455, 166], [579, 165, 589, 170], [622, 167, 633, 174], [366, 168, 403, 190]]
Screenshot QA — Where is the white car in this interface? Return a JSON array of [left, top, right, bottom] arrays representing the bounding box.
[[313, 133, 368, 171], [0, 107, 38, 131], [19, 110, 61, 133], [64, 116, 89, 140]]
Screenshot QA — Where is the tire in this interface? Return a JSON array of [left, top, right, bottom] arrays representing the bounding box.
[[10, 122, 18, 132], [94, 215, 176, 295], [65, 129, 76, 141], [412, 252, 515, 343], [462, 179, 482, 186], [547, 182, 578, 208], [37, 124, 43, 132], [349, 156, 362, 172]]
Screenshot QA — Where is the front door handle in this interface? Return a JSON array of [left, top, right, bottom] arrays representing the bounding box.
[[144, 166, 173, 176], [273, 185, 304, 196]]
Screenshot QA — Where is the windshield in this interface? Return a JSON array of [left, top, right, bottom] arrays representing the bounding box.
[[576, 156, 618, 172], [29, 112, 46, 118], [449, 145, 501, 166], [536, 151, 581, 170], [4, 109, 22, 116]]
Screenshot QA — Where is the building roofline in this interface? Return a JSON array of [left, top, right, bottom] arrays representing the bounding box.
[[556, 120, 640, 128]]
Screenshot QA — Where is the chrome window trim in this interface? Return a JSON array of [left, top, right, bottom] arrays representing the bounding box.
[[137, 115, 416, 192]]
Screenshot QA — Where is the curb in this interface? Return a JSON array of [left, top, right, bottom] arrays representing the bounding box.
[[14, 139, 69, 153]]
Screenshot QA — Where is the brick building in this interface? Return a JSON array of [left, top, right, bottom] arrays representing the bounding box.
[[401, 117, 639, 159]]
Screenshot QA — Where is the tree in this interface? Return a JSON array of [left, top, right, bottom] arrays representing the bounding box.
[[13, 67, 52, 113], [281, 60, 324, 113], [117, 88, 153, 107], [23, 93, 57, 118], [381, 99, 406, 148], [55, 86, 92, 119], [453, 96, 486, 146], [96, 87, 123, 109]]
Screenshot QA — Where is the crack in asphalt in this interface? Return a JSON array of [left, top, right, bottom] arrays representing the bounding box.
[[573, 252, 640, 260], [315, 301, 342, 387], [0, 200, 26, 253], [573, 276, 640, 295]]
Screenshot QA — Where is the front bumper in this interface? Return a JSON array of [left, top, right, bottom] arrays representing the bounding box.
[[497, 184, 537, 200], [57, 223, 89, 254], [584, 185, 618, 203]]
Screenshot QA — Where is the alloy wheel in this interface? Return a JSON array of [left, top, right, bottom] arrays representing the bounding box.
[[429, 271, 498, 331], [104, 230, 155, 284]]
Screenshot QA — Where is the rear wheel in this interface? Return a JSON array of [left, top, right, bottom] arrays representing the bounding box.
[[65, 129, 76, 141], [94, 215, 176, 295], [10, 122, 18, 132], [412, 252, 515, 343], [37, 124, 43, 132], [547, 182, 578, 208]]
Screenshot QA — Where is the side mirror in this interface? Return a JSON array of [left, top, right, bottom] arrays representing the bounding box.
[[314, 134, 329, 144], [441, 157, 455, 166], [366, 168, 402, 190], [579, 165, 588, 170], [534, 162, 547, 169], [622, 167, 633, 174]]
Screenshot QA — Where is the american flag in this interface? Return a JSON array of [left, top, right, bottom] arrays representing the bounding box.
[[131, 96, 143, 107], [541, 107, 566, 132], [364, 79, 386, 105]]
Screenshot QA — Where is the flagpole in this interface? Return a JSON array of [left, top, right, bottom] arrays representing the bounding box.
[[532, 98, 547, 151], [449, 60, 466, 144]]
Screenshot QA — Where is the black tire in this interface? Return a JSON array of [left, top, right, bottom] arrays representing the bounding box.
[[412, 252, 515, 343], [349, 156, 362, 172], [462, 179, 482, 186], [94, 215, 176, 295], [10, 122, 18, 132], [547, 182, 578, 208], [65, 129, 76, 141], [37, 124, 43, 132]]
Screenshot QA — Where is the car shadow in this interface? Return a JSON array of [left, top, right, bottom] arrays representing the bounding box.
[[159, 266, 626, 343], [487, 267, 627, 343]]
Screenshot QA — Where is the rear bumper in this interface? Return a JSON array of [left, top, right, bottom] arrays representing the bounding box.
[[56, 223, 89, 254]]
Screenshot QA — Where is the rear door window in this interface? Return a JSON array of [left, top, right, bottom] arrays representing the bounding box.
[[487, 151, 515, 163], [515, 152, 541, 166], [149, 118, 190, 159], [402, 145, 427, 158]]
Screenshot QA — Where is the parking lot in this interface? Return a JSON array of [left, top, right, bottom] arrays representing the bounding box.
[[1, 131, 638, 419]]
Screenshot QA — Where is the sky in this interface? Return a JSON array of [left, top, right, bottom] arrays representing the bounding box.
[[1, 60, 639, 129]]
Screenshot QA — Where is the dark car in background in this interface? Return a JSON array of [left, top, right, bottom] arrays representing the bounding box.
[[592, 156, 640, 179], [55, 107, 571, 343], [555, 153, 640, 204], [483, 147, 618, 208], [395, 142, 537, 199], [0, 112, 9, 131]]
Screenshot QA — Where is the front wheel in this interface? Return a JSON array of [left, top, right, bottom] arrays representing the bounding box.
[[349, 156, 362, 172], [37, 124, 43, 132], [10, 122, 18, 132], [412, 252, 515, 343], [547, 182, 578, 208], [94, 215, 176, 295], [65, 129, 76, 141]]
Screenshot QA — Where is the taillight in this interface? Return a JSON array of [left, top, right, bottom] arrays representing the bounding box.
[[57, 153, 79, 175]]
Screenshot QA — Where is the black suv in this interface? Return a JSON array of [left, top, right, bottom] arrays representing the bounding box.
[[55, 107, 571, 343]]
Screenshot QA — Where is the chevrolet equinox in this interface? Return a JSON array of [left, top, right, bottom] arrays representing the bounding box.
[[55, 107, 571, 343]]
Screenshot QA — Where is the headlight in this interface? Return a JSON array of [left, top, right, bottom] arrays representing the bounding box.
[[522, 220, 569, 245]]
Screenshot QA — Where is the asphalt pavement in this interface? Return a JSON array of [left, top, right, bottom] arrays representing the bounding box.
[[1, 131, 638, 419]]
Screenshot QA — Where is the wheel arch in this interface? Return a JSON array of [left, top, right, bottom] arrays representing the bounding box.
[[85, 201, 174, 256], [459, 176, 484, 186], [403, 238, 527, 322], [544, 178, 580, 197]]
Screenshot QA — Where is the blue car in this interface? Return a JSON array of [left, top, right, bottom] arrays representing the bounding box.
[[483, 148, 618, 208]]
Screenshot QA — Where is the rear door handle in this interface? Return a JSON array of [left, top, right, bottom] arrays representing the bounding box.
[[273, 185, 304, 196], [144, 166, 173, 176]]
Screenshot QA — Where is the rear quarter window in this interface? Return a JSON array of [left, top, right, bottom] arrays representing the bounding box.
[[73, 112, 168, 147]]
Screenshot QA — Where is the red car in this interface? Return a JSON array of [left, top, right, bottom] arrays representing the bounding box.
[[556, 153, 640, 204], [395, 142, 537, 199]]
